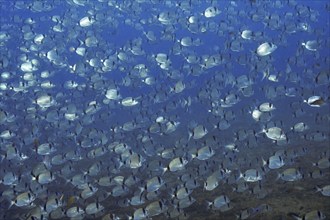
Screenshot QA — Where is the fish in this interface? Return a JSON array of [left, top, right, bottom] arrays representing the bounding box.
[[37, 143, 56, 156], [188, 124, 208, 140], [34, 94, 56, 108], [313, 158, 330, 169], [193, 146, 215, 160], [145, 200, 167, 217], [204, 172, 220, 191], [240, 169, 263, 182], [279, 168, 303, 182], [204, 6, 221, 18], [32, 170, 56, 184], [241, 30, 253, 40], [256, 42, 277, 56], [167, 156, 189, 172], [301, 40, 318, 51], [65, 206, 85, 218], [261, 127, 287, 141], [262, 155, 285, 169], [144, 176, 165, 193], [0, 171, 18, 185], [0, 0, 329, 219], [206, 195, 230, 210], [291, 122, 309, 132], [11, 192, 35, 208], [258, 102, 276, 112], [120, 97, 140, 107], [289, 210, 326, 220], [105, 88, 121, 100], [131, 207, 148, 220], [316, 185, 330, 197], [129, 192, 146, 206], [171, 186, 193, 200], [43, 194, 64, 213], [79, 16, 95, 28], [85, 202, 104, 215], [80, 185, 98, 199], [172, 195, 196, 209], [304, 96, 326, 107]]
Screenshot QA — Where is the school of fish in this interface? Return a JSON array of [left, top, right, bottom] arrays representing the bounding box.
[[0, 0, 329, 220]]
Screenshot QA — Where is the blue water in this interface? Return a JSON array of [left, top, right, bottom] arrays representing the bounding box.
[[0, 0, 329, 220]]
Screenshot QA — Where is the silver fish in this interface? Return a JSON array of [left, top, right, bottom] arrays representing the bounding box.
[[262, 155, 285, 169], [316, 185, 330, 197], [207, 195, 230, 209], [256, 42, 277, 56], [280, 168, 303, 182], [240, 169, 263, 182]]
